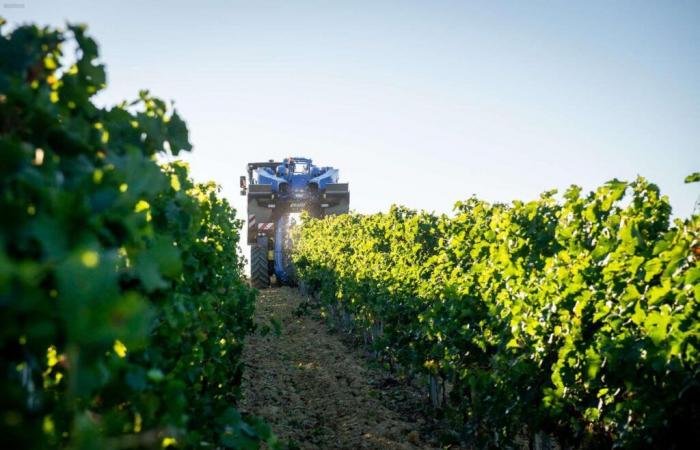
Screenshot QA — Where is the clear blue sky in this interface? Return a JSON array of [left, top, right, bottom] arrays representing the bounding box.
[[5, 1, 700, 218]]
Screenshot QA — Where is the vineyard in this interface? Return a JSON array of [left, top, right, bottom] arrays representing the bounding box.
[[2, 18, 700, 450], [0, 23, 276, 449], [292, 182, 700, 448]]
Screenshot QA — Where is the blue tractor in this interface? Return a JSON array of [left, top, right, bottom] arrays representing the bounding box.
[[240, 157, 349, 288]]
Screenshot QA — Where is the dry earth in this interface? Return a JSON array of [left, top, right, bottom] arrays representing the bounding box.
[[240, 287, 445, 450]]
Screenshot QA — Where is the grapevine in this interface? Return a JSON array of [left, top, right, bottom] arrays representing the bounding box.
[[293, 180, 700, 448], [0, 22, 276, 449]]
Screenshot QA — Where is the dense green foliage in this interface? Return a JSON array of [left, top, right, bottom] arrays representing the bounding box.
[[294, 180, 700, 448], [0, 22, 275, 449]]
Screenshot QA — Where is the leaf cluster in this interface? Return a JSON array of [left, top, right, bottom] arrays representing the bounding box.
[[293, 181, 700, 448], [0, 22, 275, 449]]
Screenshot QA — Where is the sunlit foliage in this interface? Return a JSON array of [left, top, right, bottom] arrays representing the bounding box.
[[0, 21, 276, 449], [294, 180, 700, 448]]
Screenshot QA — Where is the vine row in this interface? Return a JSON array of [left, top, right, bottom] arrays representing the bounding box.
[[293, 179, 700, 448], [0, 22, 276, 449]]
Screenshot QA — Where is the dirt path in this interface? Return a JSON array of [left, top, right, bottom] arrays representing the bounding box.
[[240, 287, 434, 450]]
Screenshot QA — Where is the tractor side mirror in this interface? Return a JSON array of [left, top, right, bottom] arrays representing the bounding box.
[[240, 176, 247, 196]]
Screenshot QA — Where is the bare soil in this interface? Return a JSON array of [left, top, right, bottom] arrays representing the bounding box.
[[240, 287, 443, 450]]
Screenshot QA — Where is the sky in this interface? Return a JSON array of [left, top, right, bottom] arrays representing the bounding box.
[[4, 1, 700, 221]]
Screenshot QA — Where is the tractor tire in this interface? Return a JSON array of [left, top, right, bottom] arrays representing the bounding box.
[[250, 236, 270, 289]]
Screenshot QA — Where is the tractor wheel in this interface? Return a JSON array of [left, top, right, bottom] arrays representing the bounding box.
[[250, 236, 270, 289]]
